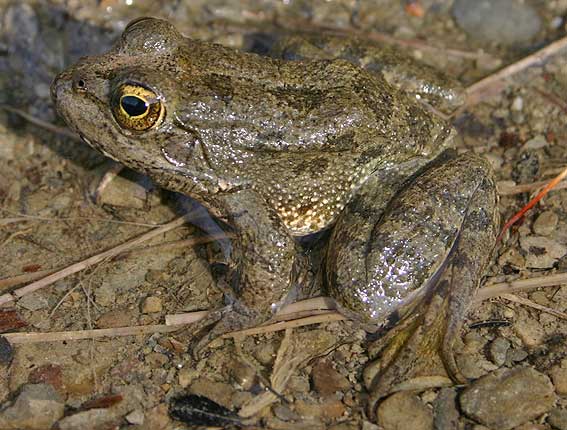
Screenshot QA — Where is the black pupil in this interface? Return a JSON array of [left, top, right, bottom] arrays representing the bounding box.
[[121, 96, 148, 116]]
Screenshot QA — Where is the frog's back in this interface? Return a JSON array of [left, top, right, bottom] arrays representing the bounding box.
[[176, 41, 452, 234]]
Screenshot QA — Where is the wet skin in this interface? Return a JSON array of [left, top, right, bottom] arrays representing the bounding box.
[[52, 18, 499, 416]]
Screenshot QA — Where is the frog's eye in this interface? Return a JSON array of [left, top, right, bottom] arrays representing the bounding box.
[[111, 84, 165, 131]]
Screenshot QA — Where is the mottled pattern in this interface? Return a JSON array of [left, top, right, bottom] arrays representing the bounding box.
[[52, 18, 499, 398]]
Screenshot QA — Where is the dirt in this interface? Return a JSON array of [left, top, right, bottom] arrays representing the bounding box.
[[0, 1, 566, 429]]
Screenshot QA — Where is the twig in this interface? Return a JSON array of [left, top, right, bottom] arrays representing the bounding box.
[[498, 179, 567, 195], [532, 87, 567, 115], [2, 324, 181, 344], [500, 293, 567, 320], [476, 272, 567, 301], [497, 164, 567, 241], [0, 215, 191, 306], [465, 35, 567, 106], [93, 163, 124, 204], [0, 105, 80, 140], [221, 312, 346, 338], [0, 270, 55, 292]]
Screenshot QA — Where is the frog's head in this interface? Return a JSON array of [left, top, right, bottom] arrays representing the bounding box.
[[51, 17, 228, 196]]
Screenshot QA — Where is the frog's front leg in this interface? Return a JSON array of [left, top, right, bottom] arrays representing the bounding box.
[[194, 188, 303, 350], [326, 152, 499, 418]]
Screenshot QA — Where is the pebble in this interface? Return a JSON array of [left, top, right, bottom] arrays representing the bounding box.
[[459, 368, 556, 429], [433, 388, 459, 430], [141, 296, 163, 314], [514, 317, 546, 347], [178, 368, 198, 388], [488, 337, 511, 367], [94, 284, 116, 307], [189, 378, 237, 409], [18, 292, 48, 311], [0, 336, 14, 364], [311, 359, 351, 397], [519, 235, 566, 269], [549, 360, 567, 395], [273, 404, 300, 422], [294, 399, 346, 420], [0, 383, 64, 430], [229, 361, 258, 391], [125, 409, 145, 425], [96, 308, 135, 328], [533, 211, 559, 236], [548, 408, 567, 430], [57, 408, 118, 430], [377, 392, 433, 430], [456, 353, 498, 379], [452, 0, 541, 46], [522, 135, 548, 151]]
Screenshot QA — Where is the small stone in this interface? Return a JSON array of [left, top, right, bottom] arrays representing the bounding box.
[[273, 404, 299, 421], [549, 361, 567, 395], [143, 403, 170, 430], [533, 211, 559, 236], [377, 392, 433, 430], [230, 361, 257, 391], [460, 368, 556, 429], [145, 352, 169, 367], [18, 292, 48, 311], [515, 318, 546, 347], [57, 408, 118, 430], [311, 359, 351, 397], [125, 409, 144, 425], [28, 364, 63, 391], [178, 368, 197, 388], [508, 348, 528, 363], [0, 383, 64, 430], [520, 235, 566, 269], [295, 399, 346, 420], [433, 388, 459, 430], [141, 296, 162, 314], [512, 96, 524, 111], [452, 0, 541, 46], [488, 337, 511, 367], [189, 378, 236, 409], [522, 135, 548, 151], [94, 284, 116, 307], [0, 336, 14, 364], [96, 308, 135, 328], [456, 353, 498, 379], [548, 408, 567, 430]]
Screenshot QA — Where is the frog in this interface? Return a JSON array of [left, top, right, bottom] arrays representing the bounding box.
[[51, 17, 499, 418]]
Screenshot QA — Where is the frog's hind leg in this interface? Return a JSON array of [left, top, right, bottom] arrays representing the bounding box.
[[326, 152, 499, 418]]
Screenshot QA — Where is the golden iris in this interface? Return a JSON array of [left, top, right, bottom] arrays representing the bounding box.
[[111, 84, 165, 131]]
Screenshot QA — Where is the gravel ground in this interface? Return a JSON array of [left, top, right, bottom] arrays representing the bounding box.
[[0, 1, 566, 429]]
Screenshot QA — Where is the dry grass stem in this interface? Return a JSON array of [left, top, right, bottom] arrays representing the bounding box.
[[0, 215, 190, 306], [0, 270, 55, 293], [221, 312, 346, 338], [498, 179, 567, 195], [500, 293, 567, 320], [465, 35, 567, 106], [0, 105, 80, 140], [2, 324, 181, 344], [93, 163, 124, 204], [477, 272, 567, 301]]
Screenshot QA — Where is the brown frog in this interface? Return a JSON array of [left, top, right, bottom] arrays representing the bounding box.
[[51, 18, 499, 417]]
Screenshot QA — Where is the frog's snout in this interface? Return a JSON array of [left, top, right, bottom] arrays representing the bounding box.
[[50, 71, 70, 105]]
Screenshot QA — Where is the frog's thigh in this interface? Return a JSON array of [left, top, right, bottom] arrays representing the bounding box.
[[327, 152, 498, 323]]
